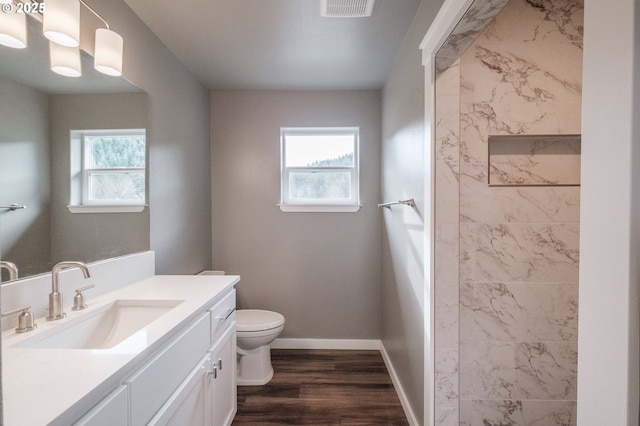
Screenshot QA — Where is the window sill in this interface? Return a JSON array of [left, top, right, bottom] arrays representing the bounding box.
[[278, 204, 361, 213], [68, 205, 147, 214]]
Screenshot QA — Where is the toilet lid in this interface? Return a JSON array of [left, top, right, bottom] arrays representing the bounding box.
[[236, 309, 285, 332]]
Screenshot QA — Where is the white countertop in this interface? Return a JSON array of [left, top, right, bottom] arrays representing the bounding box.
[[2, 274, 239, 426]]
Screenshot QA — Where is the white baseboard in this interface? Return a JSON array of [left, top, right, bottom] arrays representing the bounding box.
[[271, 338, 381, 350], [379, 343, 420, 426]]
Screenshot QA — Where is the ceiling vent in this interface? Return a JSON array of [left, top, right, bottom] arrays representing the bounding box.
[[320, 0, 376, 18]]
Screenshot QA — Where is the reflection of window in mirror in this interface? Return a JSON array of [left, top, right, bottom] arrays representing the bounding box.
[[69, 129, 147, 213]]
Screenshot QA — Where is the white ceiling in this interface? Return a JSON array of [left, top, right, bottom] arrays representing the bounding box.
[[122, 0, 421, 90]]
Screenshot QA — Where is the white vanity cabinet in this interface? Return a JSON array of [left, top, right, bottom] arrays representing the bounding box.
[[74, 287, 237, 426], [127, 312, 211, 425], [4, 274, 240, 426], [130, 288, 237, 426], [73, 386, 128, 426], [148, 326, 237, 426], [208, 288, 237, 426], [148, 352, 213, 425], [210, 326, 237, 426]]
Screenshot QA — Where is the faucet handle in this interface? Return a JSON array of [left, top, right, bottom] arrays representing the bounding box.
[[72, 284, 95, 311], [2, 305, 37, 333]]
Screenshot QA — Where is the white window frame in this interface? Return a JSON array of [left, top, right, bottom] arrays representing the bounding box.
[[68, 129, 147, 213], [279, 127, 361, 213]]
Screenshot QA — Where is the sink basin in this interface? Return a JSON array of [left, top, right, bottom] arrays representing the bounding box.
[[13, 299, 183, 350]]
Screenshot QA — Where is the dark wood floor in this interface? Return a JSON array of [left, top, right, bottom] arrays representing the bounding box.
[[233, 349, 410, 425]]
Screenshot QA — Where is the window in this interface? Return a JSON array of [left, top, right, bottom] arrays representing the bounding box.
[[69, 129, 146, 213], [280, 127, 360, 212]]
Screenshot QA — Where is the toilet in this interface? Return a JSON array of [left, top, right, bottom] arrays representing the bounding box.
[[235, 309, 285, 386]]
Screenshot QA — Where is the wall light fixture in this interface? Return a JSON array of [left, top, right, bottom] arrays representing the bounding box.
[[50, 41, 82, 77], [1, 0, 125, 77], [43, 0, 80, 47], [0, 5, 27, 48], [80, 0, 124, 77], [94, 27, 123, 76]]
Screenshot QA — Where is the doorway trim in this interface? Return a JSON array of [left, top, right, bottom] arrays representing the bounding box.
[[419, 1, 508, 424]]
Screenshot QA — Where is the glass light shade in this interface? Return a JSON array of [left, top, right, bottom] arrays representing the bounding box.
[[94, 28, 123, 76], [50, 42, 82, 77], [43, 0, 80, 47], [0, 8, 26, 48]]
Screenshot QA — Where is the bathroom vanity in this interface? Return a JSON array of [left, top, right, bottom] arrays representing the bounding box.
[[2, 273, 238, 426]]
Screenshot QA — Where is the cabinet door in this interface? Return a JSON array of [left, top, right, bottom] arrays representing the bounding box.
[[148, 353, 212, 426], [127, 313, 211, 425], [210, 327, 237, 426]]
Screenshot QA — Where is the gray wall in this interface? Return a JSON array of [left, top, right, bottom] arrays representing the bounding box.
[[49, 92, 149, 264], [381, 0, 444, 424], [89, 0, 212, 274], [0, 76, 51, 279], [211, 90, 382, 339]]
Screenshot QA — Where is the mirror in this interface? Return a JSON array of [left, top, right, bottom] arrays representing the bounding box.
[[0, 16, 149, 282]]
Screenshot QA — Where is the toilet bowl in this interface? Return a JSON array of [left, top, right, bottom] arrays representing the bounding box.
[[236, 309, 285, 386]]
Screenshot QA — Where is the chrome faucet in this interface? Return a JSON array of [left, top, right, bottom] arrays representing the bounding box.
[[0, 261, 19, 281], [47, 261, 91, 321]]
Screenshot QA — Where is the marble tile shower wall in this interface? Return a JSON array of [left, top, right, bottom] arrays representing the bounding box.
[[435, 59, 462, 426], [433, 0, 583, 425]]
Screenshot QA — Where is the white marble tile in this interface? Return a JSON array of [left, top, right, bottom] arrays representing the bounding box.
[[460, 398, 577, 426], [435, 59, 461, 97], [460, 399, 524, 426], [522, 400, 577, 426], [435, 97, 460, 163], [459, 104, 491, 166], [435, 0, 583, 419], [460, 282, 578, 341], [435, 224, 459, 282], [488, 0, 584, 50], [460, 167, 580, 223], [435, 348, 459, 405], [466, 0, 583, 104], [435, 282, 459, 348], [435, 406, 459, 426], [460, 341, 515, 399], [435, 0, 511, 72], [511, 41, 582, 101], [464, 43, 581, 105], [435, 163, 460, 223], [460, 223, 580, 283], [484, 101, 581, 135], [514, 341, 577, 399]]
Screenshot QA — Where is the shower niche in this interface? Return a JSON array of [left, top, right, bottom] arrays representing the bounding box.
[[488, 134, 581, 186]]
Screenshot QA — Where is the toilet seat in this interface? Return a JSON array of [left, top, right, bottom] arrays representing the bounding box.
[[236, 309, 285, 332]]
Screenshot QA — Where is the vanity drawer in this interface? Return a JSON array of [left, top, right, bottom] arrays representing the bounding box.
[[208, 289, 236, 343], [126, 312, 210, 425], [74, 385, 128, 426]]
